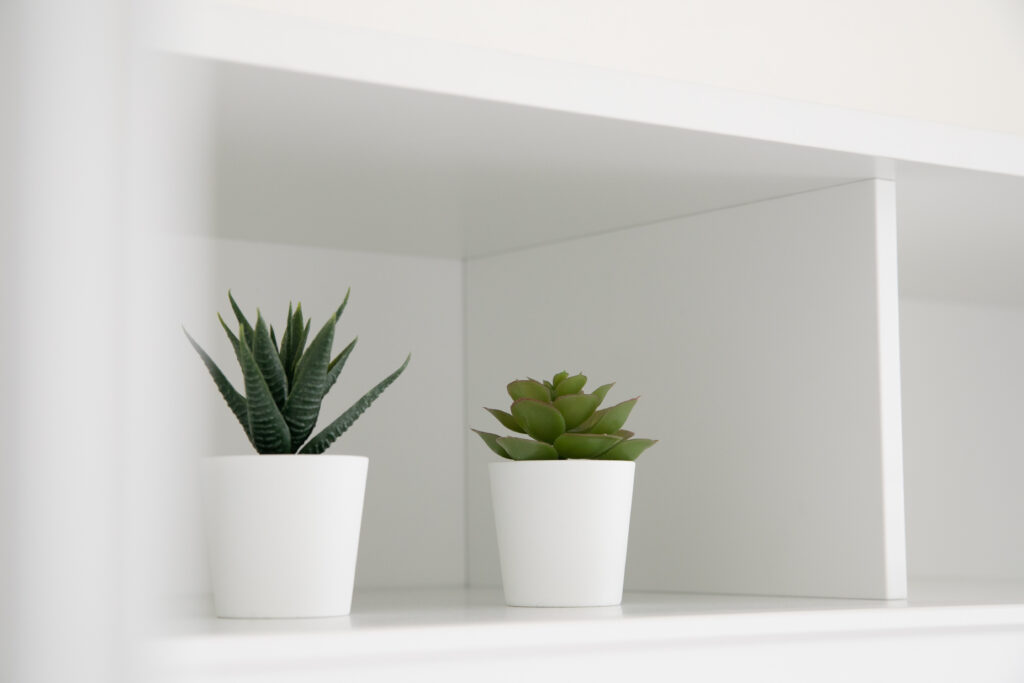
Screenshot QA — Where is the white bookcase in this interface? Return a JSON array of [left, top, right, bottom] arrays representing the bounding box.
[[117, 3, 1024, 680]]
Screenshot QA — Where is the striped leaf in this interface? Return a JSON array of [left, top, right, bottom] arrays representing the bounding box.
[[299, 354, 410, 454], [228, 291, 254, 349], [253, 312, 288, 409], [282, 314, 334, 448], [183, 327, 253, 447], [324, 336, 357, 396], [236, 326, 291, 453]]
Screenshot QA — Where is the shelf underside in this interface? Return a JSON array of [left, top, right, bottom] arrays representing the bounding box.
[[167, 56, 1024, 304]]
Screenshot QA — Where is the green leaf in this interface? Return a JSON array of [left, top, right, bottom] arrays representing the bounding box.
[[299, 354, 410, 454], [496, 437, 558, 461], [217, 313, 241, 357], [473, 429, 511, 458], [507, 379, 550, 402], [183, 327, 253, 448], [324, 336, 357, 396], [334, 287, 351, 322], [552, 370, 569, 387], [269, 325, 278, 352], [485, 407, 526, 433], [282, 314, 334, 448], [278, 302, 294, 378], [597, 438, 658, 461], [554, 432, 622, 459], [553, 393, 600, 430], [236, 325, 291, 453], [614, 429, 635, 440], [293, 318, 311, 378], [573, 397, 638, 434], [253, 312, 288, 408], [228, 291, 254, 349], [510, 398, 566, 443], [592, 382, 615, 405], [554, 373, 587, 397]]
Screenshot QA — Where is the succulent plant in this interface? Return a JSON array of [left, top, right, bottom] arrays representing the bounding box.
[[473, 371, 657, 461], [184, 290, 409, 454]]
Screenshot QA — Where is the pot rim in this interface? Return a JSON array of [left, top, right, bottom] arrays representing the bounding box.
[[489, 459, 634, 468], [206, 453, 368, 460]]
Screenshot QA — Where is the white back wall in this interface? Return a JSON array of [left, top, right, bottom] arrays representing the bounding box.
[[466, 180, 906, 599], [900, 298, 1024, 581], [173, 237, 465, 595]]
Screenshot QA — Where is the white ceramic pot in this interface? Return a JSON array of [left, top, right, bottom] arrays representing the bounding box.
[[489, 460, 635, 607], [201, 454, 368, 618]]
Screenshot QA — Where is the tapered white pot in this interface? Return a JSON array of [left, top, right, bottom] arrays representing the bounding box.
[[201, 455, 368, 618], [489, 460, 635, 607]]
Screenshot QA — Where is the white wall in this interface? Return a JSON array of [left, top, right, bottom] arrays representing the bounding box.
[[466, 180, 906, 599], [225, 0, 1024, 137], [167, 237, 466, 599], [900, 298, 1024, 581]]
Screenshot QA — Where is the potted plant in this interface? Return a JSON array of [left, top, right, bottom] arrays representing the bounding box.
[[184, 290, 409, 618], [473, 372, 656, 607]]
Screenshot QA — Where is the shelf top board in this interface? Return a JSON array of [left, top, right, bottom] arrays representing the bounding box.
[[153, 583, 1024, 679], [150, 1, 1024, 303]]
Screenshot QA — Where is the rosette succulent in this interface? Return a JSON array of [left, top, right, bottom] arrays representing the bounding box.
[[473, 371, 657, 461], [184, 290, 409, 454]]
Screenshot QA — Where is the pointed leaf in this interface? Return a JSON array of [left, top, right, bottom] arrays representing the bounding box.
[[236, 326, 291, 453], [228, 291, 254, 349], [485, 407, 526, 433], [554, 373, 587, 397], [507, 379, 550, 402], [253, 312, 288, 408], [293, 319, 311, 376], [324, 336, 357, 396], [333, 288, 351, 322], [278, 302, 294, 378], [269, 325, 278, 352], [496, 437, 558, 461], [299, 354, 410, 454], [183, 328, 253, 447], [573, 397, 638, 434], [592, 382, 615, 405], [553, 393, 601, 430], [597, 438, 658, 461], [543, 380, 554, 390], [554, 432, 622, 459], [552, 371, 569, 387], [217, 313, 241, 357], [614, 429, 635, 441], [510, 398, 566, 443], [282, 314, 334, 447], [473, 429, 512, 459]]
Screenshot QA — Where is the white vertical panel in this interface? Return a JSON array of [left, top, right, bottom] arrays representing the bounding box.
[[4, 1, 128, 681], [466, 180, 906, 598], [901, 298, 1024, 581]]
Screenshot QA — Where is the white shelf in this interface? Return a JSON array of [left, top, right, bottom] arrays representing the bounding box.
[[153, 583, 1024, 681]]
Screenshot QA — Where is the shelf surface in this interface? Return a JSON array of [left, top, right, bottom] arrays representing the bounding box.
[[152, 581, 1024, 680]]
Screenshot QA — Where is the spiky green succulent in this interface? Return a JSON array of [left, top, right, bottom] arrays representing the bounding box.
[[184, 290, 409, 454], [473, 371, 657, 461]]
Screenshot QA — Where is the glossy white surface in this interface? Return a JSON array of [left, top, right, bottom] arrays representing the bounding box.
[[490, 461, 634, 606], [151, 583, 1024, 682], [201, 456, 367, 617]]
